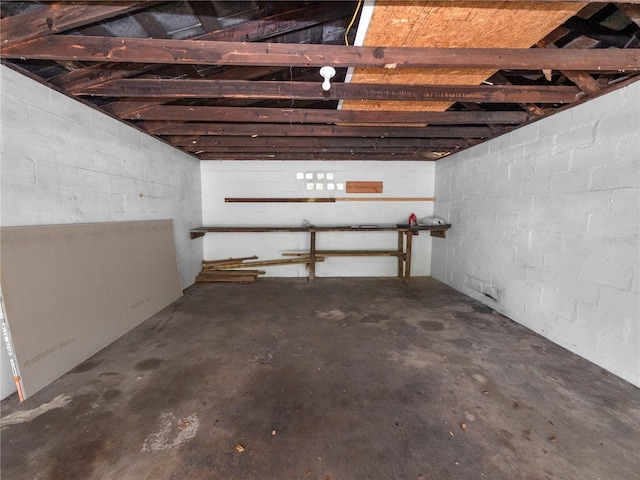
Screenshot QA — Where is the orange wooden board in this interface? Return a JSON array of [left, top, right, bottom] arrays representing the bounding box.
[[346, 181, 384, 193], [342, 1, 586, 113]]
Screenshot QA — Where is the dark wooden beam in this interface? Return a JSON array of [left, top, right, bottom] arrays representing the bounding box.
[[121, 105, 529, 124], [196, 2, 355, 42], [175, 136, 472, 149], [458, 103, 505, 137], [4, 37, 639, 71], [536, 40, 603, 96], [133, 11, 202, 79], [49, 64, 284, 95], [41, 3, 352, 92], [187, 146, 459, 155], [140, 122, 494, 138], [196, 152, 443, 161], [49, 64, 160, 91], [558, 69, 603, 95], [188, 1, 222, 33], [97, 74, 290, 120], [619, 4, 640, 28], [76, 79, 581, 104], [133, 11, 168, 38], [0, 3, 160, 45]]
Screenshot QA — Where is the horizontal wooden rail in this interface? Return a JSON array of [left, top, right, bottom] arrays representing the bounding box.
[[225, 198, 335, 203], [4, 37, 638, 71], [283, 250, 402, 257], [338, 197, 435, 202], [224, 197, 435, 203], [78, 80, 581, 104], [213, 257, 325, 269]]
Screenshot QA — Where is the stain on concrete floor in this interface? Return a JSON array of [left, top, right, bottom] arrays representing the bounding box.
[[1, 277, 639, 480]]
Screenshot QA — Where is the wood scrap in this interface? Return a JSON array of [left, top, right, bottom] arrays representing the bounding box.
[[196, 273, 259, 283], [196, 268, 264, 283], [202, 256, 258, 266], [196, 254, 324, 283], [213, 257, 325, 269], [199, 269, 265, 276], [197, 255, 264, 283], [345, 181, 383, 194]]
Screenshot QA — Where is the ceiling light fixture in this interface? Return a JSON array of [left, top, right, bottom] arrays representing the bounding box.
[[319, 66, 336, 91]]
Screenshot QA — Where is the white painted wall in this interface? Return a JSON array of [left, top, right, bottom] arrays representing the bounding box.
[[0, 65, 203, 399], [432, 81, 640, 387], [201, 161, 435, 277]]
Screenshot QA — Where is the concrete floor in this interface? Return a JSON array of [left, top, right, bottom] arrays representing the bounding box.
[[1, 278, 639, 480]]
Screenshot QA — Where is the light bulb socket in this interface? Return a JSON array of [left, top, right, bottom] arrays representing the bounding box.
[[319, 66, 336, 91]]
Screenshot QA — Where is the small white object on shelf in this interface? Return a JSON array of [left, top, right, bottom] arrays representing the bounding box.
[[419, 216, 447, 226]]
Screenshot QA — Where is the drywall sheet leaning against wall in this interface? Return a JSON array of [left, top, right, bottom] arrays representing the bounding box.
[[0, 220, 182, 400]]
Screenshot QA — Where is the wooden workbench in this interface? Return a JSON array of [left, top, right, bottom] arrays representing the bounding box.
[[190, 224, 451, 283]]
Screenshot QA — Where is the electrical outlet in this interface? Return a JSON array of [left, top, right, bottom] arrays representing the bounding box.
[[327, 183, 335, 190], [306, 183, 315, 190], [296, 172, 304, 180], [305, 172, 313, 180]]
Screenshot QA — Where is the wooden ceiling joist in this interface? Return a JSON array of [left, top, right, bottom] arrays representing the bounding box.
[[97, 67, 290, 117], [47, 3, 353, 92], [196, 152, 445, 161], [187, 146, 457, 155], [188, 0, 222, 33], [173, 136, 472, 149], [76, 79, 581, 104], [48, 64, 160, 91], [196, 2, 355, 42], [3, 36, 639, 72], [132, 11, 201, 79], [0, 2, 159, 45], [1, 1, 637, 163], [141, 122, 494, 138], [122, 105, 530, 124]]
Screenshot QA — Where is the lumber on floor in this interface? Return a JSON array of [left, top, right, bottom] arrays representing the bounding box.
[[196, 269, 265, 283], [197, 254, 325, 282], [196, 274, 258, 283]]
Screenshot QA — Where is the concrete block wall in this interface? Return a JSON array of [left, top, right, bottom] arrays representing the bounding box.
[[0, 65, 203, 399], [201, 161, 436, 277], [432, 81, 640, 387]]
